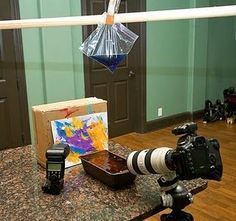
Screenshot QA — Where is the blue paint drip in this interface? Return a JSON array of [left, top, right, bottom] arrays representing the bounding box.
[[90, 54, 126, 72]]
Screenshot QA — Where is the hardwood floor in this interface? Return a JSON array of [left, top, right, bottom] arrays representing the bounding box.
[[112, 120, 236, 221]]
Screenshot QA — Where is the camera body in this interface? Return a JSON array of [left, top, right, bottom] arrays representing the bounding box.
[[170, 122, 223, 180], [42, 143, 70, 195]]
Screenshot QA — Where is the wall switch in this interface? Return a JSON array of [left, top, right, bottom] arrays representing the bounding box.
[[158, 107, 163, 117]]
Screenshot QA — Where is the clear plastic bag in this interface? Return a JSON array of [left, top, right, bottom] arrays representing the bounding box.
[[80, 23, 138, 73]]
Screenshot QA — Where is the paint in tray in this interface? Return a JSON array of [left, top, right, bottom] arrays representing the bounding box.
[[81, 150, 128, 174], [80, 150, 136, 188]]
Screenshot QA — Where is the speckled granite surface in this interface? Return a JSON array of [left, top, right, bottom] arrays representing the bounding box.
[[0, 143, 207, 221]]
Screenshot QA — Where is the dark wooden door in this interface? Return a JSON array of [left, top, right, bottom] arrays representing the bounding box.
[[0, 1, 30, 149], [82, 0, 146, 138]]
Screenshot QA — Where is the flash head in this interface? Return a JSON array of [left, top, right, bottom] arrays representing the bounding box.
[[46, 143, 70, 161], [42, 143, 70, 195], [172, 122, 198, 136]]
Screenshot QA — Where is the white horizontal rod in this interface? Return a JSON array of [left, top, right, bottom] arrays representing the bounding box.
[[0, 5, 236, 30], [0, 15, 103, 30], [116, 5, 236, 23]]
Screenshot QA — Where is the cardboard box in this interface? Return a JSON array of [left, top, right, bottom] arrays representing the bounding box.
[[32, 97, 107, 168]]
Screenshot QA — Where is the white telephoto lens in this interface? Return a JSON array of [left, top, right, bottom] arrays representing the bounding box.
[[127, 151, 138, 175]]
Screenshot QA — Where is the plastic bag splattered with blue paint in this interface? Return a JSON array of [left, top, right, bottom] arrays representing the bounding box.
[[80, 23, 138, 73]]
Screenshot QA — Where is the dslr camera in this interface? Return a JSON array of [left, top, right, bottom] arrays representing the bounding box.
[[127, 122, 223, 181], [42, 144, 70, 195], [170, 122, 223, 180]]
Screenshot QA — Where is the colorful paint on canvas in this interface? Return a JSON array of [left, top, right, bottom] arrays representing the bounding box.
[[51, 112, 108, 168]]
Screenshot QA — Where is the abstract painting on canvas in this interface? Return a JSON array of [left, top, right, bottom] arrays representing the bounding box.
[[51, 112, 108, 168]]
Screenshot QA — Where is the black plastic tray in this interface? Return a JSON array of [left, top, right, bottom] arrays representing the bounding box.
[[80, 150, 136, 188]]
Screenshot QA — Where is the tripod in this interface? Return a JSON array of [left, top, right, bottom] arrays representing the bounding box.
[[158, 174, 194, 221]]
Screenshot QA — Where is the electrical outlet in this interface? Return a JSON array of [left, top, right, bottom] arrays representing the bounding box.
[[158, 107, 163, 117]]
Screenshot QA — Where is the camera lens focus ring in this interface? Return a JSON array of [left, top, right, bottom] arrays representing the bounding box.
[[151, 148, 173, 174]]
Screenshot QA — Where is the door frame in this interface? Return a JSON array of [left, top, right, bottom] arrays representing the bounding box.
[[81, 0, 147, 134], [1, 0, 31, 145]]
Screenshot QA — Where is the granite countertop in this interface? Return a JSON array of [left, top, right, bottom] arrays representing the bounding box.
[[0, 142, 207, 221]]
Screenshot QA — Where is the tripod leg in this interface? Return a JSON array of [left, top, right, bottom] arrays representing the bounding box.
[[160, 209, 193, 221]]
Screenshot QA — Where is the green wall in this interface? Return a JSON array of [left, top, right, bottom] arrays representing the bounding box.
[[146, 0, 236, 120], [188, 0, 209, 112], [20, 0, 84, 105], [19, 0, 236, 133], [206, 0, 236, 101], [19, 0, 84, 138], [146, 0, 210, 121], [146, 0, 190, 121]]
